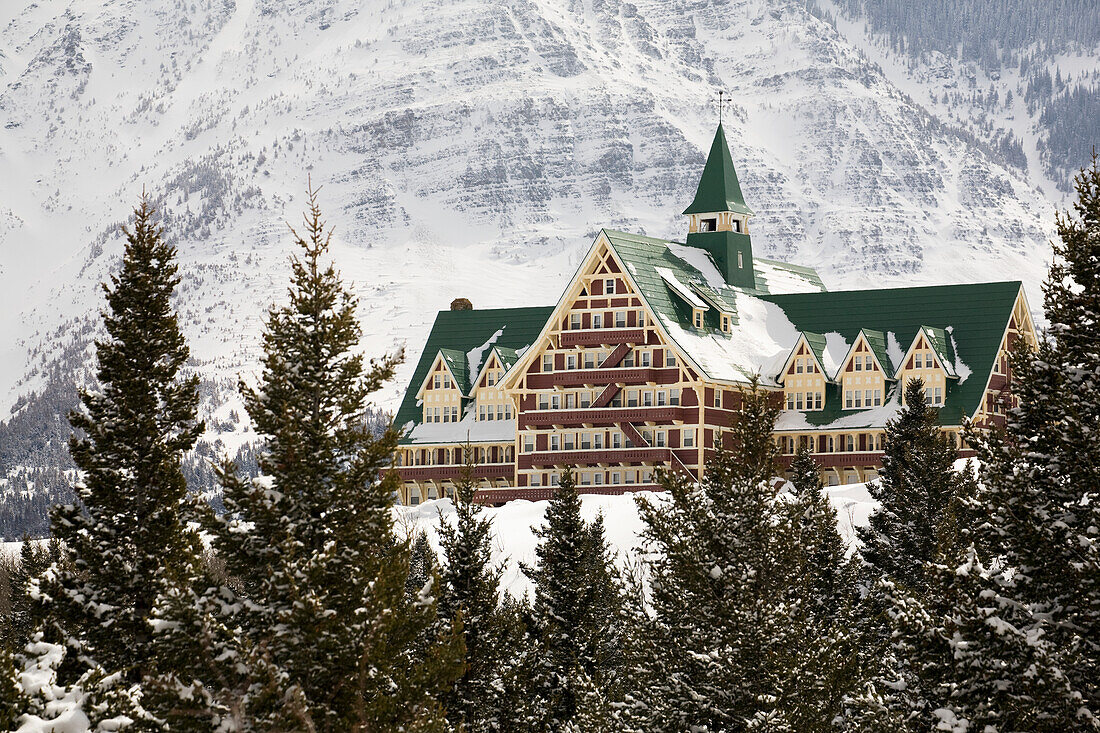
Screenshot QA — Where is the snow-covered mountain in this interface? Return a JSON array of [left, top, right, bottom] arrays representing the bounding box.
[[0, 0, 1069, 533]]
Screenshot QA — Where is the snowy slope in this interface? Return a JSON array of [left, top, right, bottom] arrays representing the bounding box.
[[0, 0, 1057, 428]]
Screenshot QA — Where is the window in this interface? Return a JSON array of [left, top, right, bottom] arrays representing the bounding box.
[[845, 435, 855, 452], [594, 472, 604, 485], [854, 391, 863, 408], [845, 391, 853, 409], [934, 387, 943, 406], [700, 217, 716, 231], [593, 313, 602, 329], [814, 392, 823, 410], [854, 357, 862, 371], [452, 407, 459, 421], [551, 394, 560, 410], [487, 371, 495, 386], [593, 433, 603, 449], [623, 351, 635, 368], [550, 473, 560, 487], [542, 354, 553, 372], [611, 471, 621, 485], [732, 219, 742, 233], [873, 390, 882, 407], [497, 405, 504, 420], [579, 393, 590, 408], [550, 435, 560, 451], [864, 355, 873, 371], [627, 390, 639, 407], [637, 310, 645, 327], [565, 394, 576, 409], [693, 310, 703, 328], [581, 433, 592, 450], [524, 435, 534, 453], [796, 358, 804, 374], [530, 473, 541, 486], [539, 394, 549, 410], [795, 393, 804, 410], [643, 391, 653, 407], [787, 393, 796, 410], [737, 251, 744, 269], [442, 408, 450, 423], [865, 390, 872, 407], [914, 352, 923, 369], [612, 433, 622, 449], [714, 391, 722, 408], [433, 374, 441, 389], [683, 429, 695, 447], [584, 352, 595, 369], [605, 278, 615, 295], [566, 354, 576, 370], [641, 351, 651, 367], [655, 431, 666, 447], [721, 314, 731, 332], [666, 352, 677, 367], [670, 389, 680, 406], [570, 313, 581, 330], [656, 391, 667, 406], [615, 311, 626, 328]]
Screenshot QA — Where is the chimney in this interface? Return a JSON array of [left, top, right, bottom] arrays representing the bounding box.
[[450, 297, 473, 311]]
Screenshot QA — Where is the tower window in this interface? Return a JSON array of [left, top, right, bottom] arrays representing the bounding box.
[[737, 251, 744, 269], [732, 219, 742, 233], [700, 218, 717, 232]]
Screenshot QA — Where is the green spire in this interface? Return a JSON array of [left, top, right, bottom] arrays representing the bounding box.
[[682, 124, 753, 216]]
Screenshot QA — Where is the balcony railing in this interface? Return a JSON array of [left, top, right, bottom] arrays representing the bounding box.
[[521, 405, 691, 427], [519, 447, 672, 468], [560, 328, 645, 347], [550, 366, 679, 387], [397, 463, 513, 481]]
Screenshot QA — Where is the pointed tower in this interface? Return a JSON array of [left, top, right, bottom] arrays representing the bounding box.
[[684, 124, 756, 289]]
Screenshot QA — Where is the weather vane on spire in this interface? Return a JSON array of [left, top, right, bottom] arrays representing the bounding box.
[[717, 90, 732, 125]]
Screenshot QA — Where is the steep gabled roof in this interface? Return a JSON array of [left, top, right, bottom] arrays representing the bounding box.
[[395, 306, 555, 436], [437, 348, 470, 393], [777, 331, 830, 384], [682, 124, 753, 216], [839, 328, 893, 379], [912, 325, 959, 379], [602, 229, 825, 385], [764, 281, 1023, 425]]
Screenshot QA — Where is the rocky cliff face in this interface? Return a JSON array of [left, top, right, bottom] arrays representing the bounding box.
[[0, 0, 1060, 529]]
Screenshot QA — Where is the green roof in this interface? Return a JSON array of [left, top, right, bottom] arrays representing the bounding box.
[[395, 306, 555, 436], [801, 331, 829, 376], [918, 325, 958, 379], [859, 329, 894, 379], [765, 281, 1022, 426], [682, 124, 753, 216]]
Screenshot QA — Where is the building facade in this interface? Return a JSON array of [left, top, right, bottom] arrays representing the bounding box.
[[393, 125, 1037, 505]]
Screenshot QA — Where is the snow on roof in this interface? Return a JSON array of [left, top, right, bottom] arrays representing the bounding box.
[[666, 242, 727, 291], [405, 411, 516, 444], [656, 266, 708, 309], [776, 393, 904, 431], [822, 332, 850, 379], [754, 259, 826, 294], [885, 331, 906, 374], [466, 327, 504, 384], [657, 291, 800, 386], [945, 327, 972, 383]]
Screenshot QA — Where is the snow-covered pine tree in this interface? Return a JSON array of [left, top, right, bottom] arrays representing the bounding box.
[[208, 186, 462, 730], [626, 380, 871, 731], [928, 153, 1100, 729], [26, 196, 204, 727], [522, 468, 623, 730], [437, 452, 526, 732], [406, 530, 437, 603], [858, 378, 967, 594], [4, 540, 51, 656]]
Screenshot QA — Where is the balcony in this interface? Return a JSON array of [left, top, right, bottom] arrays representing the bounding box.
[[560, 328, 645, 347], [550, 366, 679, 387], [520, 405, 692, 427], [474, 484, 662, 505], [396, 463, 513, 482], [519, 447, 672, 469]]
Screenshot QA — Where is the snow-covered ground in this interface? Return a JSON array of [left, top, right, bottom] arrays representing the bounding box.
[[397, 480, 878, 599]]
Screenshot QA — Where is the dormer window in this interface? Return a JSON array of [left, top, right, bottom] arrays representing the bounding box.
[[693, 309, 704, 328], [721, 314, 731, 333], [433, 375, 441, 389], [700, 217, 716, 232]]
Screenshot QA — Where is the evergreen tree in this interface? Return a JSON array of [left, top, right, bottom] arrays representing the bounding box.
[[625, 381, 871, 731], [406, 530, 437, 603], [858, 378, 966, 594], [909, 153, 1100, 730], [207, 186, 462, 729], [522, 468, 623, 730], [4, 540, 50, 656], [25, 196, 204, 726], [437, 455, 526, 732]]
